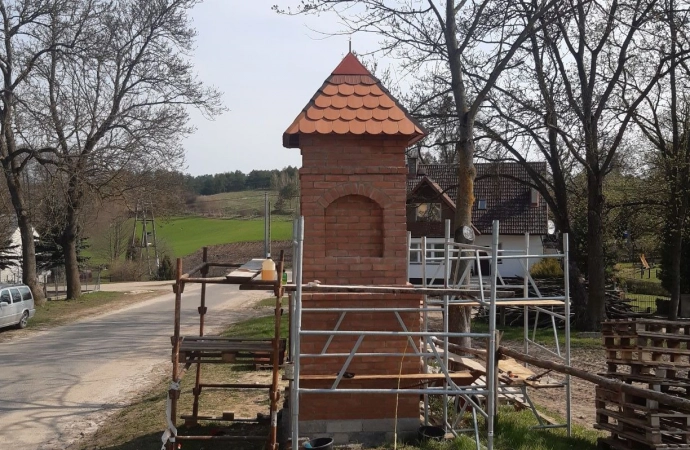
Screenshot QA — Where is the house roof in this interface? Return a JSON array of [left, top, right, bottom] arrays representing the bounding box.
[[407, 162, 549, 235], [283, 52, 427, 148]]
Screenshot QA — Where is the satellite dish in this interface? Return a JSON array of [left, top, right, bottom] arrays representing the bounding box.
[[462, 225, 475, 242], [547, 220, 556, 235]]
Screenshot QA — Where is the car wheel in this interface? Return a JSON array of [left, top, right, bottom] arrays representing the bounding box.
[[17, 311, 29, 329]]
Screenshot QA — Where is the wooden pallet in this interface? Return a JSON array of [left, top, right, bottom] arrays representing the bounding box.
[[600, 320, 690, 450], [599, 435, 690, 450], [179, 336, 286, 365]]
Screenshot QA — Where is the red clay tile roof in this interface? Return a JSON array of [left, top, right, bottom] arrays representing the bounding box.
[[283, 53, 427, 148], [407, 162, 549, 235]]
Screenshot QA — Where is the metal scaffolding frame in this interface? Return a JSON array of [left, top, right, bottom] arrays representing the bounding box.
[[286, 217, 571, 450], [408, 219, 572, 436]]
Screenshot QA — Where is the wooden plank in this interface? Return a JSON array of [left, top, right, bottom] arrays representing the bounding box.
[[300, 372, 475, 382], [225, 258, 265, 282], [500, 346, 690, 413], [606, 358, 690, 369], [600, 372, 690, 387], [429, 345, 556, 388]]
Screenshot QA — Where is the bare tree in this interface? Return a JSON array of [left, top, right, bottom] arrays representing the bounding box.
[[628, 0, 690, 319], [534, 0, 689, 329], [24, 0, 223, 298], [277, 0, 558, 343], [472, 32, 590, 325], [0, 0, 93, 302]]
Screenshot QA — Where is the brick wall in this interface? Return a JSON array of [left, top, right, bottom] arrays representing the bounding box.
[[297, 134, 422, 425], [299, 135, 410, 286], [299, 293, 421, 421]]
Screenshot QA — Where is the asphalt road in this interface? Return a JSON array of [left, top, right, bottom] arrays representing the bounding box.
[[0, 283, 267, 450]]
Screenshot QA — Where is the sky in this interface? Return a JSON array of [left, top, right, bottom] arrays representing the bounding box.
[[182, 1, 381, 176]]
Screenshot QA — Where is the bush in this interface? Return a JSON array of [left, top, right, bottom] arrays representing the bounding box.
[[530, 258, 564, 278], [108, 260, 148, 282], [616, 277, 670, 297], [157, 255, 175, 280]]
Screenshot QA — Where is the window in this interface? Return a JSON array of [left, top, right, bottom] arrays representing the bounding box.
[[416, 203, 441, 222], [409, 243, 421, 264], [531, 189, 540, 206], [10, 289, 21, 303], [19, 287, 32, 301], [0, 290, 9, 304], [410, 242, 445, 263], [426, 243, 445, 261], [477, 199, 487, 210]]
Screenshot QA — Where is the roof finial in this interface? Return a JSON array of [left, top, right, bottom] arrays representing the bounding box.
[[348, 36, 352, 53]]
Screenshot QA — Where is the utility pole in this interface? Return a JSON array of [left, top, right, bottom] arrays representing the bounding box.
[[264, 192, 270, 258], [130, 199, 160, 277]]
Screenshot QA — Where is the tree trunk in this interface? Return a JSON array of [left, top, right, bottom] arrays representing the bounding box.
[[558, 215, 588, 329], [668, 214, 683, 320], [585, 171, 607, 330], [62, 179, 82, 299], [63, 234, 81, 299], [4, 172, 44, 305], [449, 135, 476, 350]]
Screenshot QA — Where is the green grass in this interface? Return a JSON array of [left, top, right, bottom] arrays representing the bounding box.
[[84, 215, 294, 264], [615, 262, 662, 284], [472, 322, 601, 349], [194, 190, 283, 211], [623, 293, 669, 313], [222, 308, 289, 339], [143, 216, 293, 257], [254, 296, 287, 308], [378, 406, 599, 450]]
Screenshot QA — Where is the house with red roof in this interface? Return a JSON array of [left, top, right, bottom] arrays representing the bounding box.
[[406, 159, 552, 282]]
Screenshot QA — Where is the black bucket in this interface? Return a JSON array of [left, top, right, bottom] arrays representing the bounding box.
[[306, 437, 334, 450], [418, 425, 445, 442]]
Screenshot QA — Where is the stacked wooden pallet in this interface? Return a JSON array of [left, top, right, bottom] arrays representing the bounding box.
[[597, 319, 690, 450]]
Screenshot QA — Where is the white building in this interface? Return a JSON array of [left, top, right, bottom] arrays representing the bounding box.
[[406, 161, 553, 283], [0, 225, 42, 284]]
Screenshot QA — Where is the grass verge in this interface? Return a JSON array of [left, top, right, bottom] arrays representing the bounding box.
[[254, 296, 288, 309], [31, 290, 158, 327], [0, 290, 159, 342]]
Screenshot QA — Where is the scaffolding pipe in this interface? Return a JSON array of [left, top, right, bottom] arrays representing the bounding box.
[[563, 233, 572, 436], [291, 217, 304, 449], [443, 219, 451, 434], [486, 221, 499, 449]]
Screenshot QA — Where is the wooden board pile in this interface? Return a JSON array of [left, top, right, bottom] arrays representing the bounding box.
[[596, 319, 690, 450]]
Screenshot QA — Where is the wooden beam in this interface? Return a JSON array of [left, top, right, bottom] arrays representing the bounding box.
[[284, 283, 515, 299], [499, 346, 690, 413]]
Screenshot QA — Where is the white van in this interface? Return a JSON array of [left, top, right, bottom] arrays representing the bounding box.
[[0, 284, 35, 329]]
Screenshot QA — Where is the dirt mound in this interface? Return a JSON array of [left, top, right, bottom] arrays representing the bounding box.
[[181, 240, 293, 277]]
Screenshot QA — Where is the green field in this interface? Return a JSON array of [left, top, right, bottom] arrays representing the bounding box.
[[191, 190, 296, 219], [152, 216, 292, 257]]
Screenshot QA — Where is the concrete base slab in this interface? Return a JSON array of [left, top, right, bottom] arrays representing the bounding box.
[[300, 418, 419, 446]]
